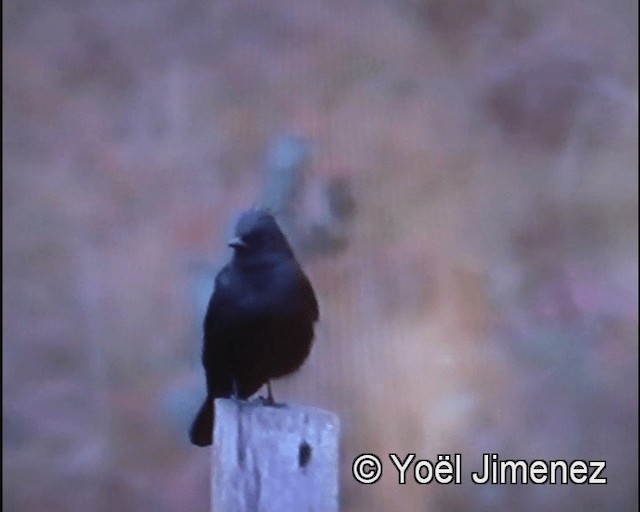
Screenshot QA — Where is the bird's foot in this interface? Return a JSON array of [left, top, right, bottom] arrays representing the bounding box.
[[256, 381, 286, 407], [255, 395, 287, 407]]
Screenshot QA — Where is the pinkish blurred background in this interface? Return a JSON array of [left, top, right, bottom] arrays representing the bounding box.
[[3, 1, 638, 511]]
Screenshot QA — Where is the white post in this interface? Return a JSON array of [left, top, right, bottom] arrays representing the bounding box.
[[212, 398, 340, 512]]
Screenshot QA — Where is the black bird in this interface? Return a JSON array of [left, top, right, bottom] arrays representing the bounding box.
[[189, 209, 319, 447]]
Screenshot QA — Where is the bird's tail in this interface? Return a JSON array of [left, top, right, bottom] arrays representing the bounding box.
[[189, 397, 214, 447]]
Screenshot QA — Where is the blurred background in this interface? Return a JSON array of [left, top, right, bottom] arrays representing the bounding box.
[[3, 0, 638, 510]]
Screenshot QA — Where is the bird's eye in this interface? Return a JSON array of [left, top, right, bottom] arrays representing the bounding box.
[[243, 232, 261, 246]]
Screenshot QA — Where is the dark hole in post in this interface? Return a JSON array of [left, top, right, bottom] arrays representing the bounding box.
[[298, 441, 312, 468]]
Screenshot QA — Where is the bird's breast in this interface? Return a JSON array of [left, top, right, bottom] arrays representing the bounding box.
[[229, 264, 302, 316]]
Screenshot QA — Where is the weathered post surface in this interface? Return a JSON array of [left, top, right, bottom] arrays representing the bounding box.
[[212, 398, 340, 512]]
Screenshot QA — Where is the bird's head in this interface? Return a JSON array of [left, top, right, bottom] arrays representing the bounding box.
[[228, 209, 294, 262]]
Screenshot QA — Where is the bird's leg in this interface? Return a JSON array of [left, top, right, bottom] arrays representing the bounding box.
[[256, 380, 285, 407], [265, 380, 275, 405], [231, 379, 241, 401], [256, 381, 275, 405]]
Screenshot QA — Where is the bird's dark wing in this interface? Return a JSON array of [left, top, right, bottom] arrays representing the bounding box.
[[203, 266, 229, 330], [201, 265, 236, 397], [204, 262, 254, 321]]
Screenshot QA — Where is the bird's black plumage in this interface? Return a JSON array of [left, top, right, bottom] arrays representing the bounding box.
[[189, 209, 319, 447]]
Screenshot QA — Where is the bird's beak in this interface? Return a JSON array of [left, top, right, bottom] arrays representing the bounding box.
[[228, 237, 248, 249]]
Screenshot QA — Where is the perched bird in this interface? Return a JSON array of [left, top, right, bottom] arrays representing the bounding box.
[[189, 209, 319, 447]]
